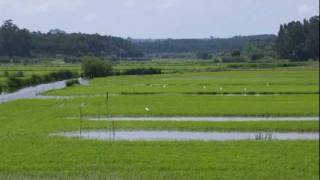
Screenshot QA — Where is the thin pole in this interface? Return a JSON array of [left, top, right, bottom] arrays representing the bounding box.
[[98, 103, 101, 121], [79, 105, 83, 137], [105, 92, 110, 141]]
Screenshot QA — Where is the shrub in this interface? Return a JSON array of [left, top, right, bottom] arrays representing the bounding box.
[[122, 68, 162, 75], [222, 56, 246, 63], [66, 79, 80, 87], [15, 71, 24, 77], [4, 70, 79, 93], [3, 71, 9, 77], [81, 56, 113, 78], [251, 53, 265, 61]]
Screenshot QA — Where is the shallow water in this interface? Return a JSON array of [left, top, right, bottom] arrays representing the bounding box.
[[0, 78, 88, 103], [85, 116, 319, 122], [52, 130, 319, 141], [0, 80, 67, 103]]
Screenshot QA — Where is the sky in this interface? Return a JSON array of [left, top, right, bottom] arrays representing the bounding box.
[[0, 0, 319, 39]]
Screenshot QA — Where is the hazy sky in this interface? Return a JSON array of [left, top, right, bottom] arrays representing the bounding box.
[[0, 0, 319, 38]]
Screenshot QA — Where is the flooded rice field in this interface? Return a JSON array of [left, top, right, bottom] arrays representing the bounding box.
[[52, 130, 319, 141]]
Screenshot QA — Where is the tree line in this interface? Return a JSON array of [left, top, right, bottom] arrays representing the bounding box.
[[0, 20, 143, 61], [276, 16, 319, 60], [81, 56, 161, 78], [132, 35, 276, 59], [0, 16, 319, 62]]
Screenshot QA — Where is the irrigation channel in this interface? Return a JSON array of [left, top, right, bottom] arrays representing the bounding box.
[[52, 130, 319, 141], [0, 78, 88, 103]]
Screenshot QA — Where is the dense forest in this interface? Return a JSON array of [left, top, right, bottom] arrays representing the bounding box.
[[0, 16, 319, 62], [131, 35, 277, 58], [0, 20, 143, 62], [276, 16, 319, 60]]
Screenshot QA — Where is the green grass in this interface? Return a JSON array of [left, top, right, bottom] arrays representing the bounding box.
[[0, 139, 318, 180], [62, 94, 319, 116], [0, 99, 319, 180], [44, 67, 319, 117], [114, 59, 319, 73], [80, 120, 319, 132], [46, 70, 319, 96]]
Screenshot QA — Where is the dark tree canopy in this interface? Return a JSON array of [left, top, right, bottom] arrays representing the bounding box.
[[0, 20, 32, 57], [132, 35, 276, 57], [0, 20, 143, 60], [81, 56, 113, 78], [276, 16, 319, 60]]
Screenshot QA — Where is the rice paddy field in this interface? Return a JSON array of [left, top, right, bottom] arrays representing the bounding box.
[[0, 60, 319, 180]]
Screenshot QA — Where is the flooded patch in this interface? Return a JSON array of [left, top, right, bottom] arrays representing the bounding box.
[[84, 116, 318, 122], [0, 80, 67, 103], [52, 130, 319, 141], [0, 78, 88, 103]]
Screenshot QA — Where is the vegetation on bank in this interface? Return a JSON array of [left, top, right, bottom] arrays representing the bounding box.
[[0, 70, 78, 93], [77, 120, 319, 132], [81, 56, 162, 78]]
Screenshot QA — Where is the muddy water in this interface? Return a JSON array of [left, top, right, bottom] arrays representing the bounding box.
[[53, 130, 319, 141]]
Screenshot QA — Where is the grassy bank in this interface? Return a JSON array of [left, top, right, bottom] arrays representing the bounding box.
[[79, 120, 319, 132]]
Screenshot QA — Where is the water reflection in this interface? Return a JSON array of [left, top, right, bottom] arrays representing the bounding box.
[[52, 130, 319, 141]]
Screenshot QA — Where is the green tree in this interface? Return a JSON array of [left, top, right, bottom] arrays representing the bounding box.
[[0, 20, 32, 57], [81, 56, 113, 78], [305, 16, 319, 60], [275, 16, 319, 60], [196, 52, 212, 59], [231, 50, 241, 57]]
